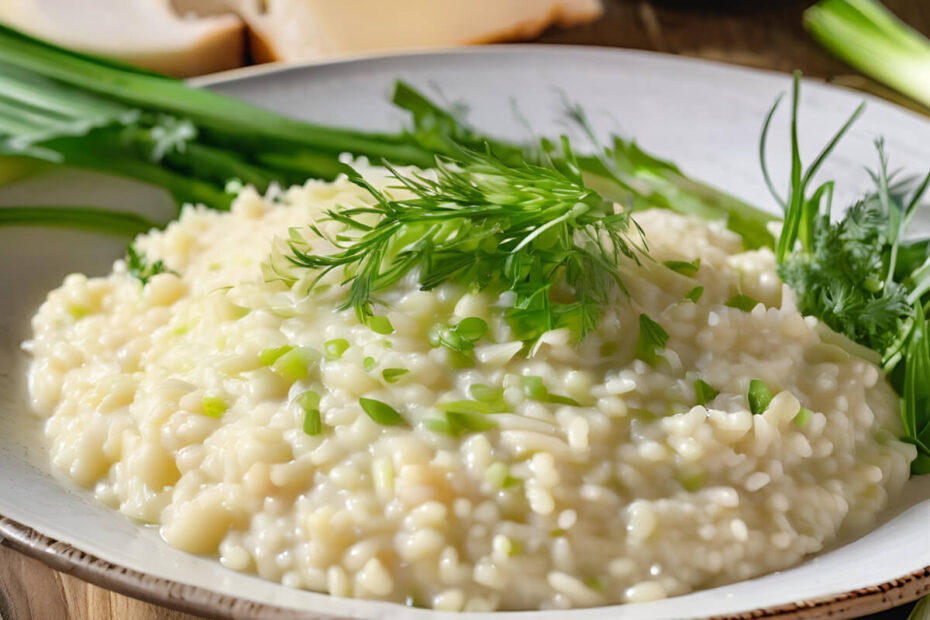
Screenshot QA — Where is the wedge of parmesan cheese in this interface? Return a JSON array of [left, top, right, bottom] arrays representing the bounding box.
[[223, 0, 603, 62], [0, 0, 245, 77]]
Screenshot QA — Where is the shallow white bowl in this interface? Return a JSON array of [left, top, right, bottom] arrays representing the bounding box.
[[2, 46, 930, 619]]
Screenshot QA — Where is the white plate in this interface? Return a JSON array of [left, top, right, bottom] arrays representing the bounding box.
[[3, 46, 930, 619]]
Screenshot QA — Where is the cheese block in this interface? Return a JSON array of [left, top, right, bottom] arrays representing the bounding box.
[[0, 0, 245, 77], [223, 0, 603, 62]]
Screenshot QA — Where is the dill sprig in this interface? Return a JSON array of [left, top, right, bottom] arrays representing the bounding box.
[[126, 242, 173, 284], [766, 73, 930, 473], [282, 144, 645, 341]]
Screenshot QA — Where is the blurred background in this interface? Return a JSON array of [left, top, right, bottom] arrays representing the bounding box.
[[2, 1, 928, 111], [0, 3, 921, 82]]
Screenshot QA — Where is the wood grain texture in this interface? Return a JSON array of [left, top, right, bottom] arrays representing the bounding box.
[[2, 1, 929, 619], [0, 546, 202, 620]]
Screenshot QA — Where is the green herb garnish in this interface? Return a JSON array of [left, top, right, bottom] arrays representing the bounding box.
[[764, 73, 930, 472], [428, 408, 497, 437], [485, 461, 519, 489], [664, 258, 700, 277], [685, 286, 704, 303], [127, 243, 173, 285], [382, 368, 409, 383], [748, 379, 774, 415], [901, 303, 930, 473], [469, 384, 506, 408], [302, 409, 322, 435], [725, 294, 760, 312], [323, 338, 350, 360], [635, 313, 669, 365], [201, 396, 227, 419], [359, 397, 405, 426], [272, 347, 319, 382], [282, 149, 643, 343], [362, 356, 376, 371], [259, 345, 294, 366], [429, 318, 488, 354], [694, 379, 720, 406], [805, 0, 930, 111], [368, 316, 394, 335], [521, 376, 579, 406], [793, 406, 814, 428]]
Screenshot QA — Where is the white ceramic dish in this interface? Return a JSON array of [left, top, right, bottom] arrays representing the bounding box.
[[2, 46, 930, 619]]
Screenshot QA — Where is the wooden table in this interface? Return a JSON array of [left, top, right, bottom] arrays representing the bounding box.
[[3, 1, 930, 618]]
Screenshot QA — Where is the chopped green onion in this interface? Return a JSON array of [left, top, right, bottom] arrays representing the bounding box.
[[439, 400, 498, 415], [201, 396, 227, 418], [485, 461, 518, 489], [748, 379, 774, 415], [359, 397, 405, 426], [446, 410, 497, 434], [469, 384, 504, 406], [584, 577, 604, 591], [901, 304, 930, 474], [635, 313, 669, 365], [323, 338, 350, 360], [454, 317, 488, 341], [272, 347, 319, 382], [368, 316, 394, 335], [522, 376, 548, 401], [425, 418, 453, 434], [694, 379, 720, 406], [725, 294, 760, 312], [295, 390, 321, 411], [382, 368, 409, 383], [805, 0, 930, 110], [793, 406, 814, 428], [521, 376, 579, 406], [302, 408, 322, 435], [259, 345, 294, 366], [430, 409, 497, 436], [428, 317, 488, 355], [664, 258, 700, 277], [676, 466, 706, 492], [363, 356, 376, 371], [685, 286, 704, 303]]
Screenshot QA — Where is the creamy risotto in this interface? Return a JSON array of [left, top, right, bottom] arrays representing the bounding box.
[[25, 166, 915, 611]]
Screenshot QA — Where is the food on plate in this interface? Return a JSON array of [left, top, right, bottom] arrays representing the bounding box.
[[0, 0, 244, 77], [5, 24, 930, 611], [221, 0, 603, 62], [24, 162, 914, 609]]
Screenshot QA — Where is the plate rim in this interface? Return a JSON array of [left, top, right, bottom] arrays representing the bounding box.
[[3, 513, 928, 619], [5, 45, 930, 619]]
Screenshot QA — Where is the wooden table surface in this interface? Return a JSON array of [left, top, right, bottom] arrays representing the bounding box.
[[3, 1, 930, 619]]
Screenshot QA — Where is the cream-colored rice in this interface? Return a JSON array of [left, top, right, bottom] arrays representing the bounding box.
[[24, 166, 915, 610]]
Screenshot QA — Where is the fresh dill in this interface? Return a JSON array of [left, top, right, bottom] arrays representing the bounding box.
[[126, 242, 173, 284], [279, 145, 646, 342]]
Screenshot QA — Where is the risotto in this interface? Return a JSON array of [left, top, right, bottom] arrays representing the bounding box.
[[24, 166, 915, 611]]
